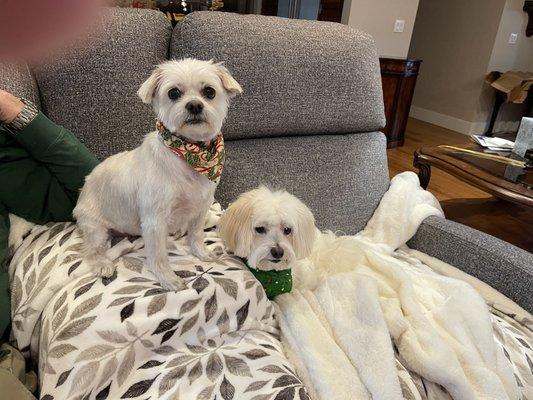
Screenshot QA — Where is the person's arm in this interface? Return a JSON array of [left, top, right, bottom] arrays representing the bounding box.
[[0, 90, 98, 201]]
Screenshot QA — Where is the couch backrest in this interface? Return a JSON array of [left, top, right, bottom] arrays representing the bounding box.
[[33, 8, 171, 160], [173, 12, 385, 140]]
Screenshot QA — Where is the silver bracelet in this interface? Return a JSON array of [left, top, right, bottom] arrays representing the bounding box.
[[5, 98, 39, 133]]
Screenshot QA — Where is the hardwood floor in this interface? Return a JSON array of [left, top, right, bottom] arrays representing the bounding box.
[[387, 118, 533, 252]]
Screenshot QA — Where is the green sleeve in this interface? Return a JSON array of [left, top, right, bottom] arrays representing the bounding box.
[[11, 112, 99, 200], [0, 206, 10, 340]]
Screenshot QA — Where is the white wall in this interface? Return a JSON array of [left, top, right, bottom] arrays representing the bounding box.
[[344, 0, 420, 58]]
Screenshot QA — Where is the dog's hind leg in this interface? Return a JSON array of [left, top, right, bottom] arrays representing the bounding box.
[[77, 217, 115, 278]]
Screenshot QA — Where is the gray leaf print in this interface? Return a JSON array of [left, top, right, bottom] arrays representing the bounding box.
[[120, 302, 135, 322], [138, 360, 164, 369], [125, 321, 138, 337], [153, 345, 177, 355], [273, 375, 301, 388], [206, 353, 223, 381], [197, 384, 215, 400], [113, 285, 150, 295], [241, 349, 269, 360], [38, 255, 58, 283], [161, 329, 177, 344], [236, 300, 250, 330], [197, 327, 207, 343], [56, 368, 73, 387], [223, 355, 252, 377], [68, 361, 99, 396], [57, 316, 96, 341], [74, 281, 96, 299], [192, 276, 209, 293], [123, 257, 143, 273], [217, 309, 230, 335], [12, 276, 23, 310], [97, 356, 118, 388], [256, 284, 265, 303], [107, 297, 136, 308], [204, 293, 217, 322], [159, 366, 186, 397], [48, 343, 78, 359], [58, 228, 74, 246], [274, 387, 296, 400], [25, 269, 36, 295], [245, 280, 255, 289], [53, 291, 68, 314], [71, 294, 102, 319], [75, 344, 115, 362], [52, 306, 68, 331], [96, 382, 111, 400], [68, 260, 83, 276], [97, 330, 128, 344], [180, 298, 202, 314], [299, 387, 311, 400], [153, 319, 181, 335], [118, 346, 136, 387], [181, 314, 199, 335], [44, 362, 56, 375], [186, 344, 207, 354], [120, 375, 159, 398], [213, 278, 238, 300], [244, 380, 270, 393], [38, 244, 54, 263], [22, 253, 34, 278], [167, 354, 196, 368], [220, 375, 235, 400], [260, 365, 286, 374], [188, 360, 202, 384], [250, 394, 275, 400], [141, 339, 154, 348], [27, 275, 50, 304], [147, 294, 167, 316]]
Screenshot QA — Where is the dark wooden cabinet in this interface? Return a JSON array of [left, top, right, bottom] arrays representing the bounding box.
[[380, 57, 421, 148]]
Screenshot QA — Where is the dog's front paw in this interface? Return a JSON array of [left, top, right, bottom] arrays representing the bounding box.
[[160, 276, 187, 291], [93, 257, 116, 278], [153, 265, 187, 291]]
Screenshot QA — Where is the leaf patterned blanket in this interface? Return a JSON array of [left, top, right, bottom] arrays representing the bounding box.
[[9, 204, 310, 400]]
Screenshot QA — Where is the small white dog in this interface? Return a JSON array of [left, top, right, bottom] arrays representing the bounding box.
[[74, 58, 242, 290], [218, 186, 317, 273]]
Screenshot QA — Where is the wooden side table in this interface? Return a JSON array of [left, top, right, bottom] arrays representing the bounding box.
[[414, 144, 533, 207], [380, 57, 421, 148]]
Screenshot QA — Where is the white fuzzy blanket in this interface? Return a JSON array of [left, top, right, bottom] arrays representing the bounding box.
[[276, 172, 519, 400]]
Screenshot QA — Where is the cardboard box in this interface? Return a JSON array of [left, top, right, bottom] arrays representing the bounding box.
[[485, 71, 533, 103]]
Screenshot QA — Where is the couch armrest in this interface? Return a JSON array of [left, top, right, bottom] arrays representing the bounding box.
[[408, 216, 533, 313]]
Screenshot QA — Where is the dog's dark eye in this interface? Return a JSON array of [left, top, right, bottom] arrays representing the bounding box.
[[168, 88, 182, 100], [283, 227, 292, 235], [255, 226, 266, 234], [202, 86, 216, 100]]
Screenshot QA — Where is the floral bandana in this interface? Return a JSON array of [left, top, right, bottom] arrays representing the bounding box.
[[157, 121, 225, 183]]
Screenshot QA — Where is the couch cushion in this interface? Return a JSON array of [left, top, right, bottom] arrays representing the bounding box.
[[0, 63, 41, 109], [217, 131, 390, 234], [31, 8, 171, 160], [171, 12, 385, 141]]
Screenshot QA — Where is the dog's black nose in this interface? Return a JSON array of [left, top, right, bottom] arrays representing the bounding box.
[[270, 246, 284, 259], [186, 100, 203, 115]]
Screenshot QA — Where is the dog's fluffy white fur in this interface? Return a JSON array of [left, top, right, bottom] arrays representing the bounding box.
[[218, 186, 317, 272], [74, 58, 242, 290]]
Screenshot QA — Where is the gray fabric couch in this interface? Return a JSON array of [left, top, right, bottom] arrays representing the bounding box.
[[1, 8, 531, 312]]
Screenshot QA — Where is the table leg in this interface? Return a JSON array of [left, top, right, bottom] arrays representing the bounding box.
[[414, 152, 431, 189], [485, 92, 504, 137]]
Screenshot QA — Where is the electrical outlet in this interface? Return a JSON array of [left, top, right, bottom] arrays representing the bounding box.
[[509, 33, 518, 44], [394, 19, 405, 33]]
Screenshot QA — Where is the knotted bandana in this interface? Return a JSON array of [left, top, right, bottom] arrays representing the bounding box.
[[157, 121, 225, 183]]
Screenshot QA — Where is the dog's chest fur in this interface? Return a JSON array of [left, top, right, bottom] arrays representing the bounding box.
[[75, 132, 216, 236]]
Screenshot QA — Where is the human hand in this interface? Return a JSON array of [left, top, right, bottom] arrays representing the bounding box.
[[0, 90, 24, 124]]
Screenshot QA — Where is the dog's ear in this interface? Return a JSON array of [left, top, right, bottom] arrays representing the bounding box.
[[218, 195, 254, 257], [292, 199, 317, 259], [214, 63, 243, 97], [138, 66, 162, 104]]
